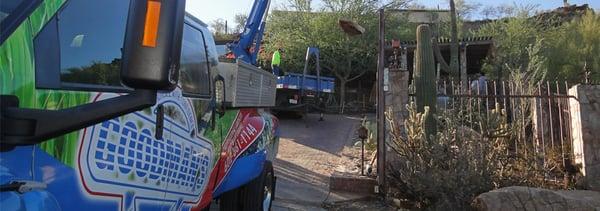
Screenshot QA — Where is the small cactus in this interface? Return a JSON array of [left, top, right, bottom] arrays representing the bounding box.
[[414, 24, 437, 138]]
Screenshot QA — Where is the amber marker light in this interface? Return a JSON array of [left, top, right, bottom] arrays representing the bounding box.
[[142, 0, 161, 47]]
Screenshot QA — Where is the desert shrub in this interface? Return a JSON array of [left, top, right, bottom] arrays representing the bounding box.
[[386, 97, 572, 209]]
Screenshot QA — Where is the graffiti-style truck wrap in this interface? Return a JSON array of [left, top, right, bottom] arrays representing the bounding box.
[[0, 0, 278, 210]]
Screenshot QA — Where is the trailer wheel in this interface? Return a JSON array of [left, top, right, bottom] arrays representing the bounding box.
[[219, 161, 275, 211]]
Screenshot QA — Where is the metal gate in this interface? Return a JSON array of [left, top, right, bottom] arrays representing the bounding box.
[[409, 79, 578, 184]]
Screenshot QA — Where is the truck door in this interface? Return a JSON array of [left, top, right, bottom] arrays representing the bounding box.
[[159, 21, 216, 210]]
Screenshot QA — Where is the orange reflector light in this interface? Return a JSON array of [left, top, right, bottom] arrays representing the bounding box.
[[142, 0, 161, 47]]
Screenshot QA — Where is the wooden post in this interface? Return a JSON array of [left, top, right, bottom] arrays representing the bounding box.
[[376, 8, 386, 195], [401, 47, 407, 71]]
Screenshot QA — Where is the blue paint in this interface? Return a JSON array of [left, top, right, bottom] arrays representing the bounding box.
[[277, 73, 335, 92], [33, 147, 120, 210], [213, 151, 266, 197], [0, 146, 34, 182]]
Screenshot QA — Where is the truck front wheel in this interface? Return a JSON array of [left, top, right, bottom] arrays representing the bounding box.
[[219, 161, 275, 211]]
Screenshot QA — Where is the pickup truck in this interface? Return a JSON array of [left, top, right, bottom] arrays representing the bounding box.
[[0, 0, 278, 210]]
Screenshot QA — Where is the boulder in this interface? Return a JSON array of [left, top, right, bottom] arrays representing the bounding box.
[[472, 186, 600, 211]]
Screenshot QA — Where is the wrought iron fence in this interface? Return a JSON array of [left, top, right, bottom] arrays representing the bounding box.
[[408, 79, 578, 185]]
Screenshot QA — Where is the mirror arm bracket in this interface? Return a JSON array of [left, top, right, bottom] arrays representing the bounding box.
[[0, 90, 156, 148]]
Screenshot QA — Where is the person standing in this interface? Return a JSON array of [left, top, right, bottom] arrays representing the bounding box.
[[271, 48, 282, 76]]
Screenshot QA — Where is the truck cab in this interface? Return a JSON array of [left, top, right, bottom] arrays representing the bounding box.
[[0, 0, 278, 210]]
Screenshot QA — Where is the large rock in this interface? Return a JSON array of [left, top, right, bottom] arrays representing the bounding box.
[[472, 186, 600, 211]]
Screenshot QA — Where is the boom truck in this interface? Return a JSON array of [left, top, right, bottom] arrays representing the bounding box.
[[0, 0, 277, 210], [274, 47, 335, 118]]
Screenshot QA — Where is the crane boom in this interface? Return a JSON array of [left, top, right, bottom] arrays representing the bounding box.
[[229, 0, 271, 65]]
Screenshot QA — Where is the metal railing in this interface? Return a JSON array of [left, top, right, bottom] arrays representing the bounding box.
[[409, 80, 577, 181]]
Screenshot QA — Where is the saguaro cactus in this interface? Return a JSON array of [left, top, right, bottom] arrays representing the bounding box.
[[432, 0, 460, 83], [414, 24, 437, 138]]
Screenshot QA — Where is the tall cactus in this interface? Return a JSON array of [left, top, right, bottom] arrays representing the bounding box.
[[414, 24, 437, 139]]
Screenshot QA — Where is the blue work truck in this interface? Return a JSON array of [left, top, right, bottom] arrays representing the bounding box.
[[274, 47, 335, 117]]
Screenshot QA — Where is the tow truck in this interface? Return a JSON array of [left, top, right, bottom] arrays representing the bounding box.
[[0, 0, 277, 210]]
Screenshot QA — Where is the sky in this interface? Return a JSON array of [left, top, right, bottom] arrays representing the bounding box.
[[186, 0, 599, 27]]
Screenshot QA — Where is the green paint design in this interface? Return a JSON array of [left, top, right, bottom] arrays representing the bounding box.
[[37, 92, 90, 168], [1, 19, 35, 103], [204, 110, 239, 162], [29, 0, 66, 35]]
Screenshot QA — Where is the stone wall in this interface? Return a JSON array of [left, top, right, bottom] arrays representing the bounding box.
[[384, 70, 409, 170], [385, 70, 409, 137], [569, 85, 600, 191]]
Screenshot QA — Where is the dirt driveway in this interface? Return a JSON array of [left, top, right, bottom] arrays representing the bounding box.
[[272, 113, 365, 210]]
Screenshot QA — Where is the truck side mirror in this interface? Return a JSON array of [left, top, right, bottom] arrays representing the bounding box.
[[121, 0, 185, 90]]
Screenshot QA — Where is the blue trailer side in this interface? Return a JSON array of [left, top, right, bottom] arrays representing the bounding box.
[[273, 47, 335, 116]]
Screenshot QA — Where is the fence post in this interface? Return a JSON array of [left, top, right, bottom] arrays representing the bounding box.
[[376, 8, 386, 195], [569, 84, 600, 191]]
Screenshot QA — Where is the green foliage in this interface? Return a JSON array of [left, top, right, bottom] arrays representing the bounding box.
[[524, 38, 549, 82], [388, 103, 496, 209], [61, 59, 122, 86], [264, 2, 416, 73], [544, 12, 600, 82], [263, 0, 415, 108], [474, 13, 542, 80], [475, 9, 599, 83], [413, 24, 437, 138]]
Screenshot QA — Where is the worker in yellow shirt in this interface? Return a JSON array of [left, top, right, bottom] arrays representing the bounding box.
[[271, 48, 282, 76]]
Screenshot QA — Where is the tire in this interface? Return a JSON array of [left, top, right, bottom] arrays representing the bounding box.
[[219, 162, 275, 211], [219, 188, 239, 211], [261, 162, 275, 211]]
